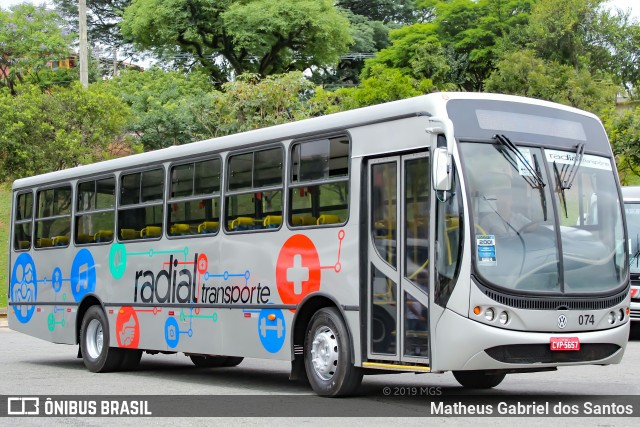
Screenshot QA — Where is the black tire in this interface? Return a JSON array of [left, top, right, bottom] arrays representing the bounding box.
[[80, 305, 124, 373], [190, 355, 229, 368], [452, 370, 506, 389], [222, 356, 244, 367], [304, 307, 363, 397], [120, 349, 143, 370]]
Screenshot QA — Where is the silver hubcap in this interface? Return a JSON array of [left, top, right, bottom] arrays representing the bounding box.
[[86, 319, 104, 360], [310, 325, 339, 381]]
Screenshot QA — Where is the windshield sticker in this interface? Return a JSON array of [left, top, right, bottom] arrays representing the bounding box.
[[517, 148, 533, 177], [476, 235, 497, 266], [545, 150, 612, 171]]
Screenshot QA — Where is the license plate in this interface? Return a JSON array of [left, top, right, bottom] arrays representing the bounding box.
[[550, 337, 580, 351]]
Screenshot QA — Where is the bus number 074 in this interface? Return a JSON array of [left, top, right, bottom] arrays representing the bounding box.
[[578, 314, 594, 326]]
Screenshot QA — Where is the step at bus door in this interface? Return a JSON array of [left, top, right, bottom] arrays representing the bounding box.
[[367, 152, 431, 364]]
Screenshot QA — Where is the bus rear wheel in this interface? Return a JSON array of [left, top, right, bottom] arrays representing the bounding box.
[[80, 305, 124, 373], [304, 307, 363, 397], [190, 355, 230, 368], [452, 370, 506, 389]]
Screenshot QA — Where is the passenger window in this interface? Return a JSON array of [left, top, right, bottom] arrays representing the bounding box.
[[225, 147, 283, 232], [289, 136, 349, 227], [13, 191, 33, 251], [76, 177, 115, 245], [35, 185, 72, 248], [118, 168, 165, 240], [168, 158, 221, 237]]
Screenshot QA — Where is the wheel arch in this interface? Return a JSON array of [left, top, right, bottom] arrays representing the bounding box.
[[289, 292, 357, 380], [75, 293, 104, 345]]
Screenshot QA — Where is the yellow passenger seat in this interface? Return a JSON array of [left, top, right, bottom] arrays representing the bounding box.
[[291, 215, 316, 226], [18, 240, 30, 249], [120, 229, 139, 240], [52, 235, 70, 247], [317, 214, 341, 225], [36, 237, 54, 247], [198, 221, 220, 234], [263, 215, 282, 228], [170, 223, 191, 235], [76, 234, 94, 244], [140, 226, 162, 238], [94, 230, 114, 242], [231, 217, 255, 230]]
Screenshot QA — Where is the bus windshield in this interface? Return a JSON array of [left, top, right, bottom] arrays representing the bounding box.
[[461, 141, 626, 295], [626, 202, 640, 273]]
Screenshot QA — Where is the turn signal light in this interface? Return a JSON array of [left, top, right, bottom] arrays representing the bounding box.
[[473, 306, 481, 315]]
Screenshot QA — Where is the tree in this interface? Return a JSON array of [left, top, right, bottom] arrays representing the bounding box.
[[53, 0, 133, 56], [120, 0, 353, 85], [0, 4, 73, 95], [360, 0, 535, 91], [192, 72, 315, 137], [337, 0, 418, 24], [0, 83, 130, 180], [484, 49, 617, 115], [310, 65, 431, 114], [606, 108, 640, 183], [102, 68, 212, 150]]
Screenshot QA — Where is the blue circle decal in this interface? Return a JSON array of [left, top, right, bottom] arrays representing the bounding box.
[[70, 249, 96, 302], [10, 253, 37, 323], [51, 267, 63, 292], [165, 317, 180, 349], [258, 309, 286, 353]]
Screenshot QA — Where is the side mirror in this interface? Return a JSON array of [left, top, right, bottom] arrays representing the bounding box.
[[432, 147, 451, 191]]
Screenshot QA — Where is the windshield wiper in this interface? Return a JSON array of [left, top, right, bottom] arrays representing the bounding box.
[[631, 234, 640, 268], [559, 143, 585, 190], [553, 161, 568, 218], [494, 134, 546, 189]]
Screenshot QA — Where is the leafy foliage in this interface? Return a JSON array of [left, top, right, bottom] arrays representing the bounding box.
[[120, 0, 352, 85], [0, 83, 130, 180], [0, 4, 73, 95], [102, 68, 211, 150]]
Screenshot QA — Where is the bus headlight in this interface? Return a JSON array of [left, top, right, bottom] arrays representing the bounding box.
[[618, 309, 624, 321], [608, 312, 616, 324], [499, 311, 509, 325], [485, 308, 495, 321]]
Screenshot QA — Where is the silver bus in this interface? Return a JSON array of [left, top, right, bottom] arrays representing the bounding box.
[[8, 92, 629, 396], [622, 186, 640, 325]]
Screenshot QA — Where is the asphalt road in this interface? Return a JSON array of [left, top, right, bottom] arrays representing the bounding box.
[[1, 320, 640, 425]]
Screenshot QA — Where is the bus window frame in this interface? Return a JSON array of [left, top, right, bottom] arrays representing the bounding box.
[[223, 143, 285, 235], [74, 174, 116, 247], [166, 154, 223, 240], [34, 183, 73, 251], [13, 189, 34, 252], [116, 165, 166, 243], [287, 132, 352, 230]]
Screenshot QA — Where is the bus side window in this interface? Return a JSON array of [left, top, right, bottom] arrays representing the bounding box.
[[13, 191, 33, 251], [35, 186, 72, 249], [118, 168, 165, 240], [288, 136, 350, 228]]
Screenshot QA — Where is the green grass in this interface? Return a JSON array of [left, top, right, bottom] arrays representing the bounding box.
[[0, 187, 10, 308]]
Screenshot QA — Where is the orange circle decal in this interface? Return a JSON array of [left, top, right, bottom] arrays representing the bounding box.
[[276, 234, 321, 305], [115, 306, 140, 348]]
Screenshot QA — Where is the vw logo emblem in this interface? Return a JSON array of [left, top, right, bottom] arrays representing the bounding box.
[[557, 315, 567, 329]]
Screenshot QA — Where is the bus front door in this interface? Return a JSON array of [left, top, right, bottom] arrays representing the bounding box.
[[367, 152, 431, 365]]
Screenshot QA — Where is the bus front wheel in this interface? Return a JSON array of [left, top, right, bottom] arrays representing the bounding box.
[[452, 370, 506, 389], [304, 307, 363, 397], [80, 305, 124, 373]]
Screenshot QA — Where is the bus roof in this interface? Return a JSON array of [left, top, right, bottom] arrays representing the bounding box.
[[12, 92, 600, 191]]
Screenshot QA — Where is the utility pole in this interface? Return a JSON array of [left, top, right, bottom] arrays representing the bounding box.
[[79, 0, 88, 88]]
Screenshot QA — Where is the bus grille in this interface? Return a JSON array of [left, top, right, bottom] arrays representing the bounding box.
[[630, 308, 640, 321], [479, 285, 628, 311], [485, 344, 620, 364]]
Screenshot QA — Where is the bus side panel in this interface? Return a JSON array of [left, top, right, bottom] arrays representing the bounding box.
[[8, 247, 80, 346]]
